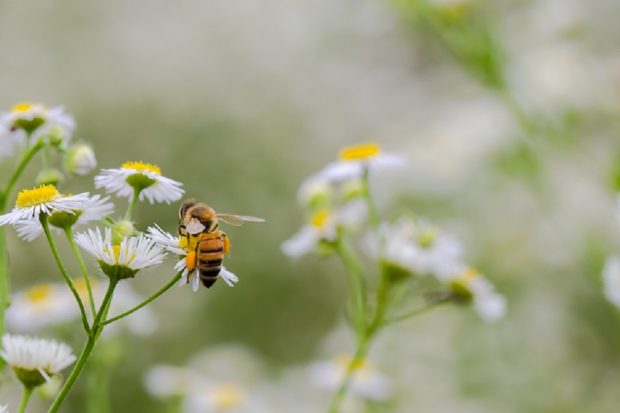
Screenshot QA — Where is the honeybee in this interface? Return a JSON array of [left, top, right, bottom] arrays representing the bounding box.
[[178, 199, 265, 288]]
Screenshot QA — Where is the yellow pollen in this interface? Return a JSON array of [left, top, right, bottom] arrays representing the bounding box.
[[11, 102, 34, 113], [339, 143, 381, 161], [459, 268, 479, 285], [212, 385, 244, 409], [310, 210, 329, 228], [16, 185, 59, 208], [26, 284, 52, 304], [122, 161, 161, 175]]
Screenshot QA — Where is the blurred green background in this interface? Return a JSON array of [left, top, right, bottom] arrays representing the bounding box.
[[2, 0, 620, 411]]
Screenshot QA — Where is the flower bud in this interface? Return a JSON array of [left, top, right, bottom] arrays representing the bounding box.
[[35, 168, 64, 186], [112, 220, 135, 245], [64, 144, 97, 175]]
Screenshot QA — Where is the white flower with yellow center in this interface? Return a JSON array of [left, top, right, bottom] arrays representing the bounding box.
[[6, 283, 78, 333], [184, 383, 248, 413], [448, 267, 506, 322], [0, 102, 75, 143], [1, 334, 76, 388], [309, 354, 393, 401], [95, 161, 184, 204], [603, 255, 620, 308], [0, 184, 91, 228], [75, 227, 167, 280], [316, 143, 406, 183], [147, 225, 239, 291], [14, 194, 114, 241], [281, 210, 339, 258]]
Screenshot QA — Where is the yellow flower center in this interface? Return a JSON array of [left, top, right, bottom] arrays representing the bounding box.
[[11, 102, 34, 113], [16, 185, 59, 208], [26, 284, 52, 304], [212, 385, 244, 410], [339, 143, 381, 161], [122, 161, 161, 175], [458, 267, 479, 285], [310, 210, 330, 229]]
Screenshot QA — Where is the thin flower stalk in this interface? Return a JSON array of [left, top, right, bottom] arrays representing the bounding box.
[[64, 227, 97, 317], [18, 387, 33, 413]]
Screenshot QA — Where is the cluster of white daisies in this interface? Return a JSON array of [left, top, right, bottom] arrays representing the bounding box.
[[282, 142, 506, 323]]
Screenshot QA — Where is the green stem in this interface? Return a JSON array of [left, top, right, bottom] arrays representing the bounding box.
[[64, 227, 97, 317], [101, 271, 182, 326], [1, 140, 46, 211], [361, 167, 379, 229], [40, 215, 90, 333], [327, 333, 371, 413], [369, 271, 390, 335], [124, 189, 141, 221], [18, 386, 33, 413], [47, 279, 118, 413], [386, 294, 450, 325], [334, 238, 367, 339]]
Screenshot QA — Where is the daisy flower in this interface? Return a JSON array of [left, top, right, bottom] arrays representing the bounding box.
[[448, 267, 507, 322], [602, 255, 620, 308], [184, 383, 249, 413], [0, 184, 91, 228], [147, 225, 239, 291], [1, 334, 76, 388], [369, 217, 463, 279], [14, 194, 114, 241], [309, 354, 393, 401], [144, 364, 201, 399], [281, 210, 339, 258], [95, 161, 184, 204], [6, 283, 78, 333], [75, 227, 167, 281], [0, 102, 75, 143], [315, 143, 406, 184]]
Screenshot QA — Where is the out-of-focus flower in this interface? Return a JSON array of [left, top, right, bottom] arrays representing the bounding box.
[[184, 383, 249, 413], [144, 364, 201, 399], [14, 194, 114, 241], [0, 103, 75, 144], [281, 210, 339, 257], [6, 283, 77, 333], [603, 255, 620, 308], [0, 185, 90, 228], [370, 217, 463, 280], [1, 334, 76, 388], [147, 225, 239, 291], [309, 354, 393, 401], [75, 227, 166, 280], [314, 143, 406, 184], [448, 267, 507, 322], [95, 161, 184, 204], [64, 143, 97, 175]]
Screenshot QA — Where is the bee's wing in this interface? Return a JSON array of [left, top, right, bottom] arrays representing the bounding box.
[[216, 213, 266, 226]]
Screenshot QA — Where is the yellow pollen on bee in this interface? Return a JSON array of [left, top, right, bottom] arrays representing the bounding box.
[[16, 184, 59, 208], [26, 284, 53, 304], [11, 102, 34, 113], [339, 143, 381, 161], [121, 161, 161, 175], [186, 250, 197, 272], [211, 385, 244, 410], [310, 210, 329, 228], [458, 268, 479, 285]]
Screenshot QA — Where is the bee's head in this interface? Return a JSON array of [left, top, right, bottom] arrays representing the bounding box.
[[179, 199, 197, 220]]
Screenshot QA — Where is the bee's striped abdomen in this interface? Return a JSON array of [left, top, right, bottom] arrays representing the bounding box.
[[196, 231, 226, 288]]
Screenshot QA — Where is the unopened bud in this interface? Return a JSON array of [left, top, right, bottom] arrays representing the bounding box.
[[36, 168, 64, 186], [112, 220, 135, 244], [65, 144, 96, 175]]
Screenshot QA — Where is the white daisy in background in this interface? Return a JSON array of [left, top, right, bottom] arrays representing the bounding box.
[[183, 382, 250, 413], [1, 334, 76, 388], [602, 255, 620, 308], [448, 267, 507, 322], [281, 210, 339, 258], [370, 217, 464, 279], [316, 143, 406, 184], [95, 161, 184, 204], [0, 122, 23, 160], [0, 102, 75, 143], [309, 354, 393, 402], [147, 225, 239, 291], [6, 283, 78, 333], [144, 364, 202, 399], [0, 184, 90, 228], [75, 227, 167, 280], [14, 194, 114, 241]]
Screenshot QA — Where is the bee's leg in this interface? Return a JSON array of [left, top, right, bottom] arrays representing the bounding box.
[[222, 233, 230, 255]]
